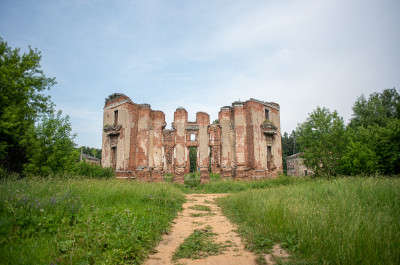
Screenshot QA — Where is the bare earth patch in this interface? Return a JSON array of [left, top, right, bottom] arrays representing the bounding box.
[[144, 194, 257, 265]]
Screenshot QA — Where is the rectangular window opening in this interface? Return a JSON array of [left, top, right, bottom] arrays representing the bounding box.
[[265, 109, 270, 120], [114, 110, 118, 126], [190, 133, 196, 142]]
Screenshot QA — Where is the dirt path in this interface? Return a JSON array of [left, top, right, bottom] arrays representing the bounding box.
[[144, 194, 257, 265]]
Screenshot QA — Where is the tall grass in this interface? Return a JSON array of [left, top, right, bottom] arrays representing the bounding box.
[[218, 177, 400, 264], [177, 175, 306, 193], [0, 178, 185, 264]]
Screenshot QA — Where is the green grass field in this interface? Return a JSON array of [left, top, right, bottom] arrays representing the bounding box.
[[217, 177, 400, 264], [176, 175, 307, 193], [0, 178, 184, 264], [1, 176, 399, 264]]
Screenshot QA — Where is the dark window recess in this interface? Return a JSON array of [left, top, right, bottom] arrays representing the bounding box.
[[114, 110, 118, 126], [265, 109, 270, 120]]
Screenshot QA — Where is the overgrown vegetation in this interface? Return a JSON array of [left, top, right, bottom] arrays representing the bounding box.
[[0, 38, 110, 179], [79, 146, 102, 159], [189, 204, 211, 211], [184, 172, 201, 188], [209, 172, 221, 181], [295, 88, 400, 176], [163, 173, 174, 182], [0, 178, 184, 264], [218, 177, 400, 264], [177, 175, 305, 193], [172, 226, 225, 261]]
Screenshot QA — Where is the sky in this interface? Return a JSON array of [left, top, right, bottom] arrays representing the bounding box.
[[1, 0, 399, 148]]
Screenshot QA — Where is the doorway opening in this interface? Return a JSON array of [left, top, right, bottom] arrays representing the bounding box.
[[111, 147, 117, 169], [267, 146, 272, 170], [189, 147, 197, 173]]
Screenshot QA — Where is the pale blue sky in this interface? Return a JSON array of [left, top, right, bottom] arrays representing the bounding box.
[[1, 0, 399, 148]]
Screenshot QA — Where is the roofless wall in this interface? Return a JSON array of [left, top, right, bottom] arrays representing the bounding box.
[[102, 93, 282, 182]]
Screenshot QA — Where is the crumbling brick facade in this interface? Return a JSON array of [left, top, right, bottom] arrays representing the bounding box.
[[102, 93, 283, 181]]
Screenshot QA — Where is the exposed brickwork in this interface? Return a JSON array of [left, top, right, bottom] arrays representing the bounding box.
[[102, 94, 283, 182]]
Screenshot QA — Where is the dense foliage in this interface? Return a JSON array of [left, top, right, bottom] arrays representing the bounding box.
[[296, 107, 347, 177], [0, 38, 109, 178], [295, 88, 400, 176], [80, 146, 102, 159], [218, 177, 400, 264], [0, 179, 185, 264], [0, 38, 55, 173]]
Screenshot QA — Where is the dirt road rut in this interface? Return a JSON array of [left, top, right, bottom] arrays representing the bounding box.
[[144, 194, 257, 265]]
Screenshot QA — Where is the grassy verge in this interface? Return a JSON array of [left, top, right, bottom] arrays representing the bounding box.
[[0, 178, 185, 264], [176, 175, 307, 193], [172, 225, 225, 261], [217, 177, 400, 264], [189, 204, 211, 211]]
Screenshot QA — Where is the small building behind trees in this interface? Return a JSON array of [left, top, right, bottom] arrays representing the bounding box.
[[286, 153, 312, 177]]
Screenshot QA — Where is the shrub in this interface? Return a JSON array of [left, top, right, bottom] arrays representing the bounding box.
[[184, 172, 201, 188], [163, 173, 174, 182], [209, 173, 221, 182], [72, 161, 115, 179]]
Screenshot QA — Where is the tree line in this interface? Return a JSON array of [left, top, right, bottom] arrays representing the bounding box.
[[284, 88, 400, 177], [0, 38, 111, 178]]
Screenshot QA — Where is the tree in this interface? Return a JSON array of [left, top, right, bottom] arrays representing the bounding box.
[[24, 111, 79, 176], [340, 139, 377, 175], [0, 38, 55, 173], [296, 107, 346, 177], [349, 88, 400, 128], [372, 119, 400, 174], [281, 131, 300, 173], [80, 146, 102, 159]]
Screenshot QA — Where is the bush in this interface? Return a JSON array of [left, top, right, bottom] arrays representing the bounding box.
[[209, 173, 221, 182], [184, 173, 201, 188], [163, 173, 174, 182], [72, 161, 115, 179]]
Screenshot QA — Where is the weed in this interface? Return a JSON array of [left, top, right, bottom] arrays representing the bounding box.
[[177, 175, 306, 193], [218, 177, 400, 265], [189, 204, 211, 211], [184, 173, 201, 188], [172, 226, 225, 261], [190, 212, 215, 217], [163, 173, 174, 183], [209, 173, 221, 182], [0, 179, 185, 264]]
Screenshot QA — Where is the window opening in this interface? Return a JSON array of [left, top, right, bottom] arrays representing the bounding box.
[[190, 133, 196, 142], [114, 110, 118, 126], [265, 109, 270, 120]]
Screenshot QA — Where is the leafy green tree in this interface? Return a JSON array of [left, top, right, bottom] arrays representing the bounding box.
[[80, 146, 102, 159], [340, 139, 377, 175], [0, 38, 55, 173], [296, 107, 347, 177], [24, 111, 79, 176], [349, 88, 400, 128], [372, 119, 400, 174]]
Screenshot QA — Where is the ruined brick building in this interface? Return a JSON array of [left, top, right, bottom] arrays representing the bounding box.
[[102, 93, 283, 182]]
